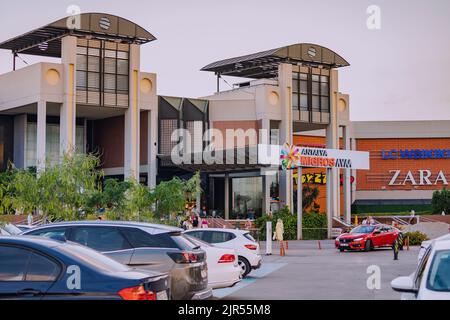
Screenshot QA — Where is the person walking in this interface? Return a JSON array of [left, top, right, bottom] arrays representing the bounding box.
[[201, 218, 209, 228], [273, 218, 285, 256]]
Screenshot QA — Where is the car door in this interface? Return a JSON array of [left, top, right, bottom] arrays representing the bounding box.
[[0, 245, 60, 300], [207, 231, 235, 249], [370, 227, 384, 247], [120, 227, 175, 273], [69, 226, 133, 265]]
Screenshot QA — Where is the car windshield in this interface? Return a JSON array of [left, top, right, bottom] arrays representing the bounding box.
[[350, 226, 375, 234], [427, 249, 450, 292], [56, 242, 130, 273]]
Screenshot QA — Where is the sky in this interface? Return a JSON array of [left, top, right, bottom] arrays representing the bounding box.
[[1, 0, 449, 121]]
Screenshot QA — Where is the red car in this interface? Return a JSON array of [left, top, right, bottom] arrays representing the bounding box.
[[335, 224, 403, 252]]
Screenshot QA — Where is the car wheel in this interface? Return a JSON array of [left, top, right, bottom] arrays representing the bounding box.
[[364, 240, 372, 252], [238, 256, 251, 278]]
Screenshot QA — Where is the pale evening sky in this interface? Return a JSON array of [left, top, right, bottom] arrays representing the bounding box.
[[0, 0, 449, 121]]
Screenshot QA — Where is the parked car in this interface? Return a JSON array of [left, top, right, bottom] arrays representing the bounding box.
[[391, 239, 450, 300], [335, 224, 403, 252], [15, 225, 35, 232], [418, 234, 450, 264], [23, 221, 212, 300], [1, 223, 22, 236], [0, 236, 170, 300], [184, 228, 262, 277], [184, 233, 241, 289]]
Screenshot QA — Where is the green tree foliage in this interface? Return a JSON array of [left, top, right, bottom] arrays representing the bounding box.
[[431, 188, 450, 215], [153, 177, 185, 218], [0, 169, 18, 214]]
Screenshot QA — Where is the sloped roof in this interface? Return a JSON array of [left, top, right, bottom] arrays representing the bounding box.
[[201, 43, 349, 78], [0, 13, 156, 57]]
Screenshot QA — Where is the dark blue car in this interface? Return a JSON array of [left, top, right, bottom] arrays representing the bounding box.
[[0, 236, 170, 300]]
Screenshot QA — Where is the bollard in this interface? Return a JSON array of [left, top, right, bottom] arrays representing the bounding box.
[[317, 240, 322, 250], [393, 237, 400, 261], [406, 236, 410, 251]]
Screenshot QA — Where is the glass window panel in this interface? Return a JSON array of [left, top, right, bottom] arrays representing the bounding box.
[[117, 59, 129, 75], [104, 74, 116, 91], [87, 56, 100, 72], [312, 96, 320, 110], [292, 93, 299, 108], [117, 75, 129, 92], [300, 94, 308, 108], [292, 72, 300, 79], [88, 48, 100, 56], [320, 75, 329, 83], [26, 123, 37, 168], [300, 73, 308, 80], [312, 74, 320, 81], [321, 83, 329, 96], [231, 177, 263, 219], [292, 79, 299, 93], [0, 246, 30, 281], [87, 72, 100, 90], [312, 82, 320, 95], [300, 80, 308, 94], [76, 55, 87, 70], [46, 124, 60, 166], [117, 51, 129, 59], [321, 97, 329, 111], [76, 126, 85, 153], [104, 58, 116, 74], [76, 46, 87, 55], [104, 50, 116, 58], [25, 253, 59, 282], [76, 71, 87, 88]]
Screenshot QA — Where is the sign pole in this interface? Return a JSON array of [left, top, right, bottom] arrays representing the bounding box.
[[297, 167, 303, 240], [266, 221, 272, 255]]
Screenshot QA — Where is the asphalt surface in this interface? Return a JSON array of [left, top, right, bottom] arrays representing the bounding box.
[[213, 240, 419, 300]]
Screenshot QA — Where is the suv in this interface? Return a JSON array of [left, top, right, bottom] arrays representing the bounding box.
[[23, 221, 211, 300]]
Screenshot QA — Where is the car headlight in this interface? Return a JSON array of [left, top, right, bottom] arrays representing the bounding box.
[[353, 237, 364, 242]]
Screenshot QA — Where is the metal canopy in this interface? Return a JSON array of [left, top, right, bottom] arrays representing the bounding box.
[[0, 13, 157, 58], [201, 43, 350, 79]]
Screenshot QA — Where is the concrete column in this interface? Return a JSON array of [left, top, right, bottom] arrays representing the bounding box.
[[36, 101, 47, 173], [147, 110, 158, 189], [278, 63, 293, 211], [326, 70, 340, 237], [125, 44, 140, 180], [60, 36, 77, 155], [343, 126, 352, 224], [224, 174, 230, 220], [297, 167, 303, 240]]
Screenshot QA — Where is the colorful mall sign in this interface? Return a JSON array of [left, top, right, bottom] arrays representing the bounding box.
[[382, 149, 450, 160], [277, 143, 370, 170], [293, 172, 355, 185]]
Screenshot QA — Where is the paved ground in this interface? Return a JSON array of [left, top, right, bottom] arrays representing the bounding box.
[[213, 240, 419, 300]]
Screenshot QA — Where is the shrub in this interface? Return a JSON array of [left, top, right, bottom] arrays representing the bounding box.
[[431, 188, 450, 215], [255, 206, 327, 240], [404, 231, 429, 246]]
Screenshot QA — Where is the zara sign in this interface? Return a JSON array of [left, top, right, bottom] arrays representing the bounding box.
[[388, 170, 449, 186]]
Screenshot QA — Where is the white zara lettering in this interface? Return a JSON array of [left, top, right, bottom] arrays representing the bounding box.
[[388, 170, 449, 186]]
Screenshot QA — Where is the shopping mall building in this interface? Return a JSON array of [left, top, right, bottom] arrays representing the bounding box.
[[0, 13, 448, 226]]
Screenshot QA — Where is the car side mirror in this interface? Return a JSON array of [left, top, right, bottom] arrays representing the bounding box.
[[391, 276, 418, 294]]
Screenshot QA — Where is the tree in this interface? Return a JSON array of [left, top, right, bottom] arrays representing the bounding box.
[[0, 168, 17, 215], [122, 179, 154, 222], [153, 177, 185, 218], [432, 188, 450, 214], [184, 172, 202, 204]]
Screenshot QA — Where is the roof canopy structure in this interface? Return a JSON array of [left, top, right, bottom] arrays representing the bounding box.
[[201, 43, 349, 79], [0, 13, 156, 58]]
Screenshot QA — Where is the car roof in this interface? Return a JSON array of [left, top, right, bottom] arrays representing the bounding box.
[[186, 228, 249, 234], [432, 239, 450, 251], [25, 220, 182, 234], [0, 235, 64, 249]]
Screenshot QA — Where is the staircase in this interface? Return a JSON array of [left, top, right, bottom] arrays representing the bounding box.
[[206, 217, 234, 229]]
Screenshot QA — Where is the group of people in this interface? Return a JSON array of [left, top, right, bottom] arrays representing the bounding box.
[[180, 208, 209, 230]]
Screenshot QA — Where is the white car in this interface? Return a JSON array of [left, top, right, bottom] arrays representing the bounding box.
[[391, 239, 450, 300], [185, 228, 262, 277], [184, 234, 241, 289], [418, 234, 450, 263]]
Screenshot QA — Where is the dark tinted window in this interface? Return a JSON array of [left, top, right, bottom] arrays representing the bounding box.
[[0, 246, 30, 281], [26, 253, 60, 282], [186, 231, 204, 240], [121, 228, 177, 249], [71, 227, 131, 252], [209, 231, 235, 244]]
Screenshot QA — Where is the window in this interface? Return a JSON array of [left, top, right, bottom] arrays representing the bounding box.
[[28, 228, 69, 240], [160, 119, 178, 156], [26, 253, 60, 282], [415, 246, 431, 289], [120, 228, 177, 249], [292, 70, 330, 114], [0, 246, 29, 281], [71, 227, 131, 252], [427, 250, 450, 292], [207, 231, 236, 244]]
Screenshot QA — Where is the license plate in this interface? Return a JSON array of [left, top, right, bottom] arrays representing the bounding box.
[[340, 243, 349, 247], [156, 290, 168, 300]]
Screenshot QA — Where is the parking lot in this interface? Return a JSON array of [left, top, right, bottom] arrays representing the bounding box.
[[213, 240, 419, 300]]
